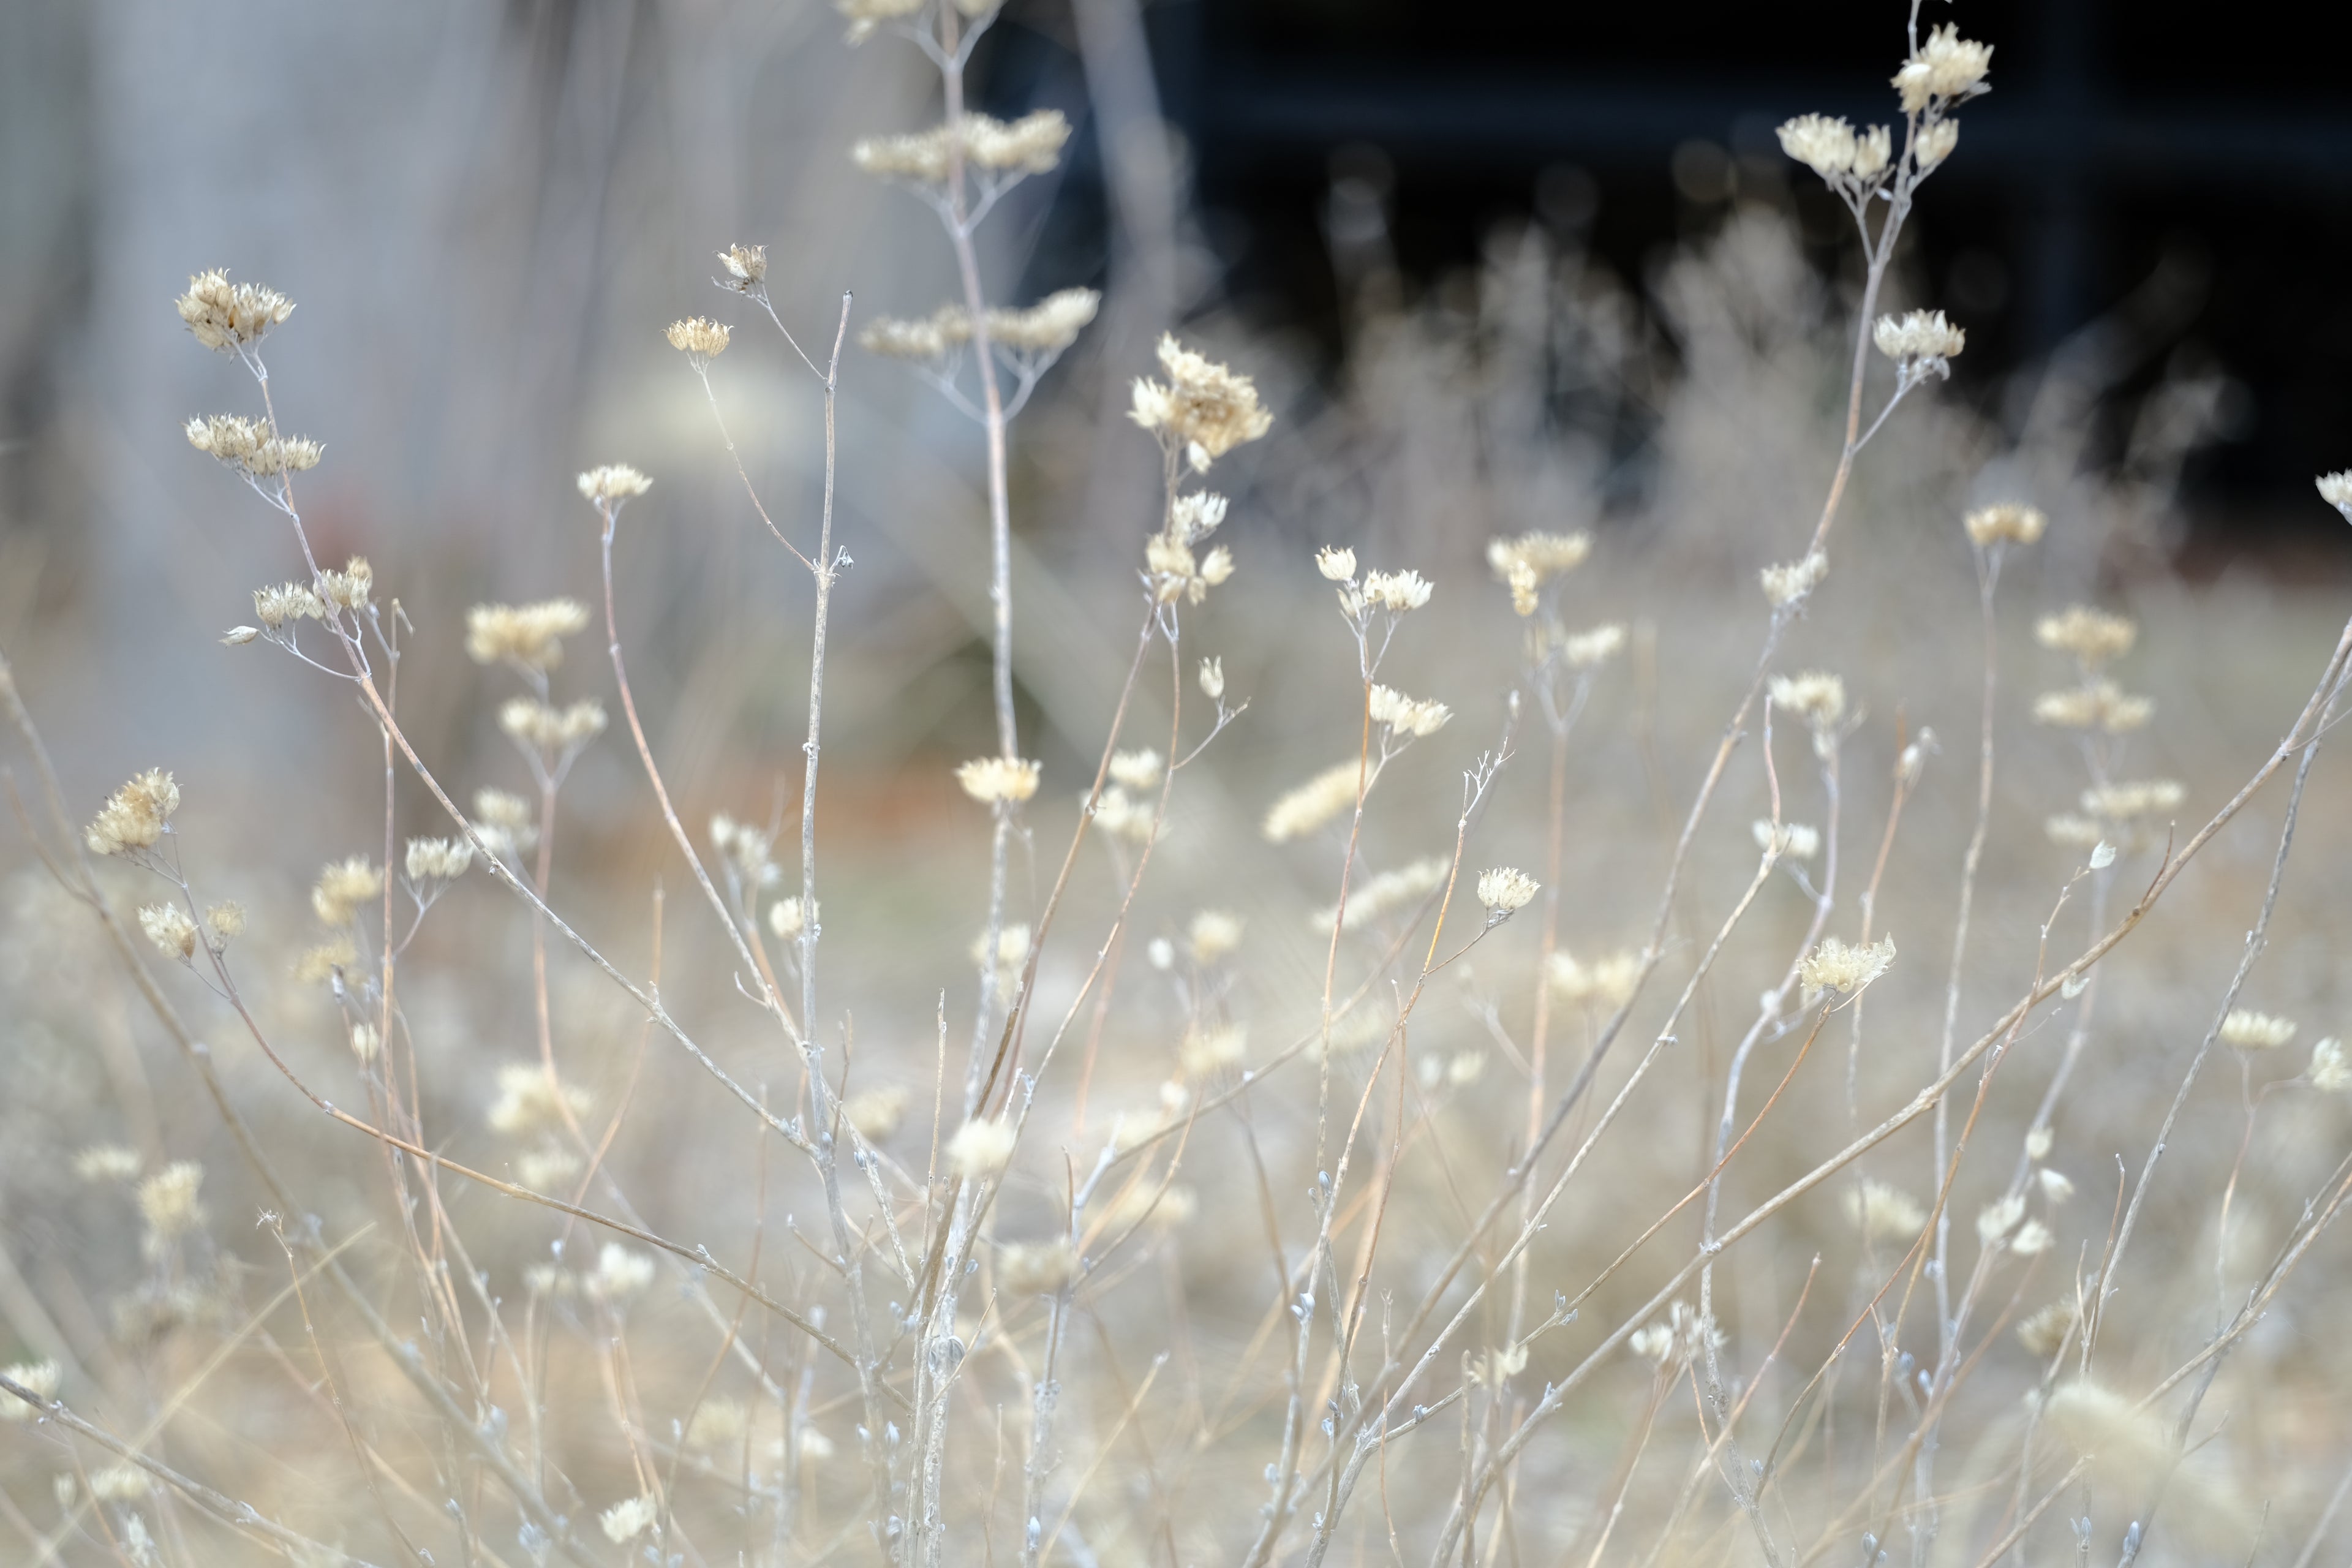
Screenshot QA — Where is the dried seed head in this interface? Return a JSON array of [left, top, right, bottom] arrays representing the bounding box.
[[292, 935, 357, 984], [2316, 470, 2352, 518], [1562, 624, 1627, 669], [995, 1238, 1080, 1296], [1753, 820, 1820, 860], [1360, 569, 1434, 613], [2016, 1300, 2076, 1357], [2309, 1038, 2351, 1093], [1547, 948, 1642, 1011], [2035, 605, 2136, 667], [2079, 779, 2184, 821], [1629, 1302, 1724, 1368], [1760, 551, 1828, 609], [137, 1161, 206, 1241], [851, 111, 1072, 182], [578, 464, 652, 504], [1179, 1023, 1247, 1079], [137, 903, 197, 962], [488, 1063, 591, 1136], [1872, 309, 1966, 369], [948, 1117, 1019, 1182], [843, 1084, 910, 1141], [1318, 856, 1450, 935], [252, 582, 328, 628], [586, 1245, 655, 1303], [466, 600, 590, 673], [175, 268, 295, 353], [1844, 1180, 1926, 1243], [311, 856, 385, 927], [1188, 910, 1243, 963], [1893, 23, 1993, 113], [1368, 683, 1452, 740], [2037, 1167, 2075, 1204], [666, 316, 732, 363], [85, 769, 180, 858], [0, 1360, 60, 1418], [1768, 670, 1847, 730], [834, 0, 924, 41], [1964, 502, 2045, 547], [404, 837, 474, 883], [2219, 1009, 2297, 1051], [1264, 761, 1363, 843], [1915, 118, 1961, 166], [1976, 1193, 2026, 1246], [1128, 334, 1274, 466], [349, 1021, 381, 1062], [956, 755, 1041, 805], [1107, 749, 1163, 792], [1777, 113, 1858, 177], [74, 1145, 143, 1183], [984, 288, 1101, 354], [717, 243, 769, 290], [2032, 681, 2153, 733], [1316, 546, 1357, 582], [1799, 935, 1896, 1006], [1198, 656, 1226, 701], [1477, 867, 1539, 914], [1485, 532, 1591, 601]]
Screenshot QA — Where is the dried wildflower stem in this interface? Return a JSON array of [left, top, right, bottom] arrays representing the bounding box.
[[1931, 549, 2005, 1354], [0, 1373, 383, 1567], [2, 678, 598, 1564]]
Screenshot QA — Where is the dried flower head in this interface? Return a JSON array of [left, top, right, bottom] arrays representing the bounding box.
[[666, 316, 731, 364], [311, 857, 384, 927], [1629, 1301, 1724, 1368], [956, 755, 1041, 805], [292, 935, 357, 984], [767, 896, 816, 942], [1486, 532, 1591, 597], [466, 600, 590, 673], [1777, 113, 1859, 178], [1477, 867, 1539, 915], [1872, 309, 1966, 371], [74, 1145, 143, 1183], [578, 464, 652, 505], [986, 288, 1101, 354], [843, 1084, 910, 1141], [404, 837, 473, 884], [252, 582, 328, 629], [137, 903, 197, 962], [1091, 786, 1161, 847], [2079, 779, 2184, 821], [851, 111, 1072, 183], [1754, 820, 1821, 860], [2220, 1009, 2296, 1051], [717, 243, 768, 291], [1894, 23, 1994, 113], [471, 788, 538, 860], [1316, 856, 1449, 935], [587, 1244, 656, 1303], [1562, 624, 1627, 669], [1768, 670, 1847, 729], [948, 1117, 1019, 1182], [1369, 684, 1452, 741], [2032, 681, 2153, 733], [184, 413, 323, 477], [1263, 761, 1363, 843], [1975, 1193, 2026, 1246], [2036, 605, 2136, 667], [1316, 546, 1357, 582], [2043, 813, 2104, 850], [2308, 1037, 2351, 1093], [0, 1360, 59, 1418], [834, 0, 924, 42], [137, 1161, 206, 1241], [1760, 551, 1828, 609], [1188, 910, 1243, 963], [85, 769, 180, 858], [1107, 749, 1164, 792], [1198, 655, 1226, 701], [1360, 569, 1434, 613], [1844, 1179, 1926, 1243], [488, 1064, 592, 1137], [1799, 935, 1896, 1006], [500, 697, 608, 753], [1179, 1023, 1247, 1079], [1547, 948, 1642, 1011], [2316, 471, 2352, 518], [995, 1238, 1080, 1296], [600, 1494, 657, 1544], [175, 269, 295, 353], [318, 558, 372, 611], [1129, 334, 1274, 467], [1915, 118, 1961, 166], [2016, 1299, 2077, 1357], [1964, 502, 2045, 548]]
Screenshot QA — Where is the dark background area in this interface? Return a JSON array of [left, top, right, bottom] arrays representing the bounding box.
[[982, 0, 2352, 560]]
